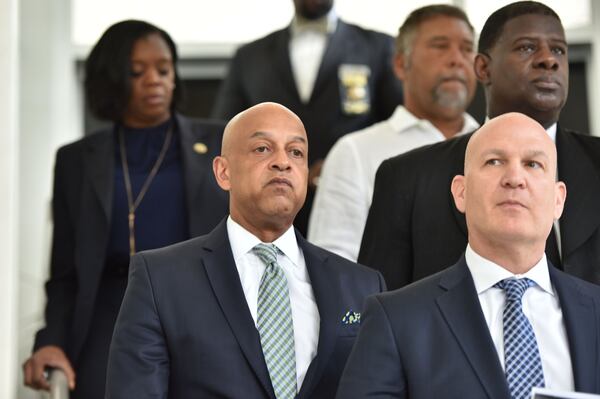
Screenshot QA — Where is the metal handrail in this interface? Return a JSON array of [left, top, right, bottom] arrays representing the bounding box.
[[48, 369, 69, 399]]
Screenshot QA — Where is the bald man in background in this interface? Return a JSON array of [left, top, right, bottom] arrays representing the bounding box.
[[337, 113, 600, 399], [106, 102, 384, 399]]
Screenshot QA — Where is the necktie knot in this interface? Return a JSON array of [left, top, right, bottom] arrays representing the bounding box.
[[253, 243, 278, 269], [495, 277, 534, 302]]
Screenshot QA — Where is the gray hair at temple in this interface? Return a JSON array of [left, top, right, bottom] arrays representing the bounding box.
[[395, 4, 474, 57]]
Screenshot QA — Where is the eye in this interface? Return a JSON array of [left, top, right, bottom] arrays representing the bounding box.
[[525, 160, 543, 169], [130, 70, 143, 78], [254, 146, 269, 153], [517, 44, 536, 53], [485, 159, 501, 166], [551, 46, 566, 56], [290, 148, 304, 158]]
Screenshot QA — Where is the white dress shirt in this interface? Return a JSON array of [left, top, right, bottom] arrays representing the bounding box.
[[465, 244, 574, 391], [289, 12, 337, 103], [226, 216, 320, 390], [308, 105, 479, 261]]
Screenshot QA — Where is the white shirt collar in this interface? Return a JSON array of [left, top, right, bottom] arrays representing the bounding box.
[[546, 122, 557, 143], [465, 244, 554, 296], [226, 216, 301, 268], [389, 105, 479, 137]]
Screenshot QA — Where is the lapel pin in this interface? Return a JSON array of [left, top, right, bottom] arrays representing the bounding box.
[[193, 142, 208, 154], [342, 310, 361, 325]]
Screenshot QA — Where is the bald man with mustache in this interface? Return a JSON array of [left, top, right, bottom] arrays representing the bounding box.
[[105, 102, 385, 399]]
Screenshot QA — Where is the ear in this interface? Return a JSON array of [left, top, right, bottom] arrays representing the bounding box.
[[451, 175, 467, 214], [474, 53, 491, 86], [393, 53, 408, 81], [213, 156, 231, 191], [553, 181, 567, 219]]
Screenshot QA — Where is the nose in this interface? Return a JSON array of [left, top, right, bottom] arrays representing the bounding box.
[[142, 68, 161, 85], [447, 44, 470, 69], [501, 163, 526, 189], [534, 44, 559, 70], [270, 149, 291, 172]]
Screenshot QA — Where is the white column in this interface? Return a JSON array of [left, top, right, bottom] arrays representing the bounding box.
[[17, 0, 80, 398], [0, 0, 20, 397]]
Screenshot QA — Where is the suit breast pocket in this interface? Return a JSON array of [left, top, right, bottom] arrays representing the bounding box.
[[337, 323, 361, 338]]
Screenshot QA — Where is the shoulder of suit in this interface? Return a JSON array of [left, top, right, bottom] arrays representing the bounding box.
[[135, 234, 210, 264], [55, 127, 113, 160], [303, 238, 381, 277], [381, 131, 472, 171], [553, 267, 600, 301], [339, 20, 394, 42], [558, 128, 600, 169], [234, 27, 288, 56]]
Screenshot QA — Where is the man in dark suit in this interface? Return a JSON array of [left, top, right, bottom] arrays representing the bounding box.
[[212, 0, 403, 235], [105, 102, 385, 398], [359, 1, 600, 289], [337, 113, 600, 399]]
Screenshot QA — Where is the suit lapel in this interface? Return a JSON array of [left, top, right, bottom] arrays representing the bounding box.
[[436, 259, 509, 399], [177, 115, 215, 238], [556, 128, 600, 262], [273, 28, 302, 103], [309, 21, 348, 103], [85, 129, 114, 222], [201, 220, 276, 399], [296, 236, 340, 399], [550, 267, 598, 393]]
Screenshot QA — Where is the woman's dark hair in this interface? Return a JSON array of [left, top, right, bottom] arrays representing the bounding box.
[[84, 19, 182, 122]]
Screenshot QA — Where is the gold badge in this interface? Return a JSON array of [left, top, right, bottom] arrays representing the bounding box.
[[193, 142, 208, 154], [338, 64, 371, 115]]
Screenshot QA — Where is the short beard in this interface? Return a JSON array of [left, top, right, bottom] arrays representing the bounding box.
[[432, 83, 468, 111], [297, 1, 333, 20]]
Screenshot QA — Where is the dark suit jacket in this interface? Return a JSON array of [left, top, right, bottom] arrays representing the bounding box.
[[212, 20, 403, 166], [336, 257, 600, 399], [106, 219, 385, 399], [212, 20, 403, 235], [33, 114, 229, 365], [358, 127, 600, 289]]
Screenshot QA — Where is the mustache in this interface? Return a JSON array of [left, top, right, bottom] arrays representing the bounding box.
[[435, 73, 468, 87]]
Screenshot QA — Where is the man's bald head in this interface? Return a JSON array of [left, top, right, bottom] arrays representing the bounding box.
[[221, 102, 306, 157], [213, 102, 309, 242], [451, 112, 566, 272], [464, 112, 556, 174]]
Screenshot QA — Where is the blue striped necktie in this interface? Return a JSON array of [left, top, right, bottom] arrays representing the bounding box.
[[253, 243, 297, 399], [495, 278, 545, 399]]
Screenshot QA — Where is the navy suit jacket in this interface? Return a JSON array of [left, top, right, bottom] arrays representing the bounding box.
[[336, 257, 600, 399], [106, 219, 385, 399], [359, 127, 600, 289], [33, 114, 228, 364]]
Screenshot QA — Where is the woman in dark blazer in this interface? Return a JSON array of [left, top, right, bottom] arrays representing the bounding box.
[[22, 20, 228, 399]]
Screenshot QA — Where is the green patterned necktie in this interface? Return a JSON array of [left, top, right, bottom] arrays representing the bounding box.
[[253, 243, 297, 399]]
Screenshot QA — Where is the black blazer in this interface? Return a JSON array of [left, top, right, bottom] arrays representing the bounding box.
[[106, 219, 385, 399], [33, 114, 229, 364], [336, 257, 600, 398], [212, 20, 403, 166], [359, 127, 600, 289]]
